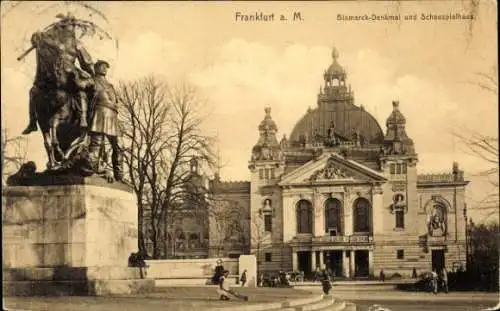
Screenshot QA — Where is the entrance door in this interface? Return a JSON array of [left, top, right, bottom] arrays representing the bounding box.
[[325, 251, 343, 277], [355, 250, 369, 277], [297, 251, 311, 276], [432, 249, 445, 272]]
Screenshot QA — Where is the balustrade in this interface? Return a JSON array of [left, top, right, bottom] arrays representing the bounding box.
[[311, 234, 373, 243]]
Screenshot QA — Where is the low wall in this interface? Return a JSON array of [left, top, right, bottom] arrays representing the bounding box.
[[144, 258, 238, 279]]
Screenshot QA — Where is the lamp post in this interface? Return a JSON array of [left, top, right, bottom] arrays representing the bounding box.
[[463, 203, 468, 271]]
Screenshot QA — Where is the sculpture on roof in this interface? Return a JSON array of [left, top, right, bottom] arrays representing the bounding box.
[[251, 108, 283, 161], [309, 156, 349, 181]]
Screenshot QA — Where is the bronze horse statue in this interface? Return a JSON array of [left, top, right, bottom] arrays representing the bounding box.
[[21, 15, 96, 172]]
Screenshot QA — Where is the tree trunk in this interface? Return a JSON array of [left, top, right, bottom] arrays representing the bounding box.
[[137, 202, 146, 254]]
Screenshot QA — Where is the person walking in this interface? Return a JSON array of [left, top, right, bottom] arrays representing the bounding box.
[[431, 270, 438, 294], [212, 259, 224, 285], [321, 267, 332, 295], [441, 267, 449, 293], [412, 267, 418, 279], [379, 269, 385, 282], [240, 269, 247, 287]]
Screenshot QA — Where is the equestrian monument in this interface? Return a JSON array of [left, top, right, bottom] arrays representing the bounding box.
[[2, 14, 153, 296]]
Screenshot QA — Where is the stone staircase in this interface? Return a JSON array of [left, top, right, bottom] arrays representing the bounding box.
[[207, 294, 356, 311]]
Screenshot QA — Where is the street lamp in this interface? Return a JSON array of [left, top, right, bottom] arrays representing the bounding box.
[[463, 203, 469, 271]]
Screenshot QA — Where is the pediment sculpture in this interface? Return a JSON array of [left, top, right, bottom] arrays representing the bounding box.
[[309, 157, 349, 181]]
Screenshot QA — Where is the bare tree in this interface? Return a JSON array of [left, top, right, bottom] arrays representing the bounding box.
[[1, 126, 27, 185], [454, 65, 499, 221], [250, 211, 271, 265], [207, 198, 249, 257], [117, 76, 215, 258]]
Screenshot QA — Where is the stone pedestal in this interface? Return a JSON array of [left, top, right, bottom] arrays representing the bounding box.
[[238, 255, 257, 287], [2, 182, 154, 296]]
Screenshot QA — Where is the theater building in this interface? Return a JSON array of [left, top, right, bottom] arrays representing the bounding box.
[[210, 47, 469, 278]]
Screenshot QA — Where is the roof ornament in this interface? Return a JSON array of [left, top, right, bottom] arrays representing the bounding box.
[[264, 107, 271, 116], [332, 46, 339, 60]]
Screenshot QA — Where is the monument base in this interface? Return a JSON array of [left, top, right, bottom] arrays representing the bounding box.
[[2, 179, 154, 296], [2, 267, 154, 296]]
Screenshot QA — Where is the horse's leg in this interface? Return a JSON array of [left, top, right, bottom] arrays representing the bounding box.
[[50, 118, 65, 161], [42, 131, 56, 169]]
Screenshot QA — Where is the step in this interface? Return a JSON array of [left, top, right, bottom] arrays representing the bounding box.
[[342, 302, 357, 311], [209, 294, 324, 311], [317, 301, 346, 311], [274, 295, 334, 311]]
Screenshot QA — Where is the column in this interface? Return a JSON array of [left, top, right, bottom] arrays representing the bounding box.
[[318, 251, 324, 269], [292, 251, 298, 271], [372, 186, 384, 235], [311, 250, 316, 271], [314, 193, 324, 237], [342, 250, 348, 277], [349, 250, 356, 278], [368, 250, 374, 277]]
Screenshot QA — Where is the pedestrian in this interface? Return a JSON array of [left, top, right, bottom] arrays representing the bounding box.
[[212, 258, 224, 285], [379, 269, 385, 282], [257, 272, 264, 287], [240, 269, 247, 287], [217, 270, 249, 301], [321, 267, 332, 295], [441, 267, 448, 293], [431, 270, 438, 294], [412, 267, 417, 279]]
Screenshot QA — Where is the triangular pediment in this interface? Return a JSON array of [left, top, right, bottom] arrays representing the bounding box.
[[279, 152, 386, 186]]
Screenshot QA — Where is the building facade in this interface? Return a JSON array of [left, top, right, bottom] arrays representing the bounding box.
[[210, 47, 469, 278]]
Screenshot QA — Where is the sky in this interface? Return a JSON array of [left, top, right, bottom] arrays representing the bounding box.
[[1, 1, 498, 222]]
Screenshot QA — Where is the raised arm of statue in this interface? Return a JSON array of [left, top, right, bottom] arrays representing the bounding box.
[[76, 40, 95, 76]]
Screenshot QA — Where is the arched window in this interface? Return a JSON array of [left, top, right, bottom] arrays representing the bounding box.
[[296, 200, 313, 234], [325, 198, 342, 235], [353, 198, 371, 233]]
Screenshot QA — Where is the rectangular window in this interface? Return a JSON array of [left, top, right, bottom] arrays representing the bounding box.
[[395, 210, 405, 229], [265, 168, 270, 179], [259, 169, 264, 179], [271, 168, 276, 179], [397, 249, 404, 259], [390, 164, 395, 174], [396, 163, 402, 174], [402, 163, 407, 174], [265, 252, 272, 262], [264, 215, 272, 232]]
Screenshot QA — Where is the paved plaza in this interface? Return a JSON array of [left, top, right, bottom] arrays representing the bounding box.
[[3, 287, 315, 311], [5, 285, 499, 311], [306, 286, 499, 311]]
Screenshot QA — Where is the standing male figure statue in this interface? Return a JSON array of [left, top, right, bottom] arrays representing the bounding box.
[[88, 60, 123, 181], [22, 14, 94, 135]]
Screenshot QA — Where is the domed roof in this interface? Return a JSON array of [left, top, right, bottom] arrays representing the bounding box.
[[324, 47, 346, 78], [289, 101, 384, 145]]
